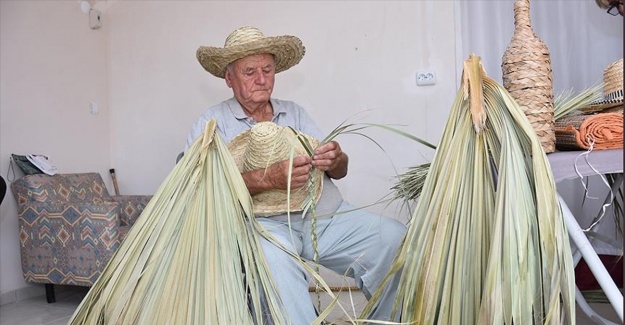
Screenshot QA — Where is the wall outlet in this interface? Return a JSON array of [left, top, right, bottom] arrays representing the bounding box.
[[89, 102, 99, 115], [416, 70, 436, 86], [89, 9, 102, 30]]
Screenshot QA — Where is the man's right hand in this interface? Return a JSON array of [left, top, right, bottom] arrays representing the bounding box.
[[242, 155, 312, 195]]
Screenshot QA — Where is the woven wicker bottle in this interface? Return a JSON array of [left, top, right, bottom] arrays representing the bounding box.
[[502, 0, 555, 153]]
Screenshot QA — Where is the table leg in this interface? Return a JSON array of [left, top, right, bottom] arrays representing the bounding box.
[[559, 194, 623, 322]]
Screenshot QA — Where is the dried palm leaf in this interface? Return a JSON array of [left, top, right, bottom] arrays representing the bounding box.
[[605, 174, 623, 234], [390, 163, 431, 206], [554, 83, 603, 120], [362, 54, 576, 324], [392, 84, 604, 213], [68, 119, 286, 325]]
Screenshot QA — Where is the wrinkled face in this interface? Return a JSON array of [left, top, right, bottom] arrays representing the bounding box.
[[225, 53, 276, 108]]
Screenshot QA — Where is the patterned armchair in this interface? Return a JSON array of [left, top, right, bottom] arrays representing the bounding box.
[[10, 172, 152, 303]]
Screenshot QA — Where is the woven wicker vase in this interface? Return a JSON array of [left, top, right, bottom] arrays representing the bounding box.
[[502, 0, 555, 153]]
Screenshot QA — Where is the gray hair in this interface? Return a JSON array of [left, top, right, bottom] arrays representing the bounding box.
[[226, 63, 234, 74]]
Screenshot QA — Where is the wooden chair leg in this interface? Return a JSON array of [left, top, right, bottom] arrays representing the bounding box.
[[45, 284, 56, 303]]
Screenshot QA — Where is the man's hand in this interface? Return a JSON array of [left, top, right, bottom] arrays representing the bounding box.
[[312, 141, 348, 180], [242, 156, 312, 195], [241, 141, 348, 195], [269, 156, 312, 189]]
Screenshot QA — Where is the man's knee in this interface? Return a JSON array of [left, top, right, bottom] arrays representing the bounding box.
[[379, 217, 407, 249]]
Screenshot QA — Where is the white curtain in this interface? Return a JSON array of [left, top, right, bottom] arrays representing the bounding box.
[[455, 0, 623, 93]]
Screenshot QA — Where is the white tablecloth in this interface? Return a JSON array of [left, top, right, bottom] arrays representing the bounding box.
[[548, 149, 623, 256], [547, 149, 623, 183]]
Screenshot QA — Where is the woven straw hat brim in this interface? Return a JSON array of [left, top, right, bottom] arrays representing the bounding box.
[[579, 100, 622, 114], [197, 35, 305, 79], [227, 123, 323, 217]]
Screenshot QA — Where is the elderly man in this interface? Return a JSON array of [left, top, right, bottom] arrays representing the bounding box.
[[185, 26, 406, 324]]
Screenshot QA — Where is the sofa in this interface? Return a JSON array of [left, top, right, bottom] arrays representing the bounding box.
[[10, 172, 152, 303]]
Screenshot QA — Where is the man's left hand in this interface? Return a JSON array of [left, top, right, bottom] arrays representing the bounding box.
[[312, 141, 348, 179]]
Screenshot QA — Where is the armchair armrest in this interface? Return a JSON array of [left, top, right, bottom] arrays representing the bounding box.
[[112, 195, 152, 226]]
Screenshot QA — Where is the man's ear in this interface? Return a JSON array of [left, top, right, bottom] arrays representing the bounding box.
[[224, 70, 233, 88]]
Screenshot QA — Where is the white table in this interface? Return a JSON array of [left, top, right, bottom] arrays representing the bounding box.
[[548, 149, 623, 324]]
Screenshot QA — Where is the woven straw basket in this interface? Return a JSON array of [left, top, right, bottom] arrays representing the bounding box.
[[502, 0, 555, 153]]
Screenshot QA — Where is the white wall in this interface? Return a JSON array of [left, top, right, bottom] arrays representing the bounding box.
[[105, 0, 456, 213], [0, 1, 110, 299], [0, 0, 621, 299], [103, 0, 458, 289], [1, 0, 457, 299]]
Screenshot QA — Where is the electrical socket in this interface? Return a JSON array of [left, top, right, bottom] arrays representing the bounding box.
[[89, 102, 99, 115], [416, 70, 436, 86], [89, 9, 102, 29]]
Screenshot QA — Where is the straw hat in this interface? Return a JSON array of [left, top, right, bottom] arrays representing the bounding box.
[[196, 26, 305, 79], [594, 0, 611, 9], [582, 58, 623, 113], [227, 122, 323, 217]]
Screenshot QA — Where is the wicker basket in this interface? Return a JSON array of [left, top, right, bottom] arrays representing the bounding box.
[[502, 0, 555, 153]]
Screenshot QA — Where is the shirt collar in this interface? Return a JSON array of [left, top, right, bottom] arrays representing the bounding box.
[[227, 97, 286, 122]]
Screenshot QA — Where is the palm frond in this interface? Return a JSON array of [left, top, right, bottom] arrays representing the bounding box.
[[554, 83, 603, 120], [362, 54, 576, 324], [390, 163, 431, 207], [68, 119, 286, 325]]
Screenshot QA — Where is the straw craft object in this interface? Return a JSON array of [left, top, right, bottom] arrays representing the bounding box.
[[555, 107, 623, 151], [227, 121, 323, 217], [553, 84, 603, 120], [555, 58, 624, 150], [363, 54, 575, 324], [580, 58, 624, 113], [502, 0, 556, 153], [68, 120, 287, 325], [197, 26, 305, 79], [603, 59, 623, 98]]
